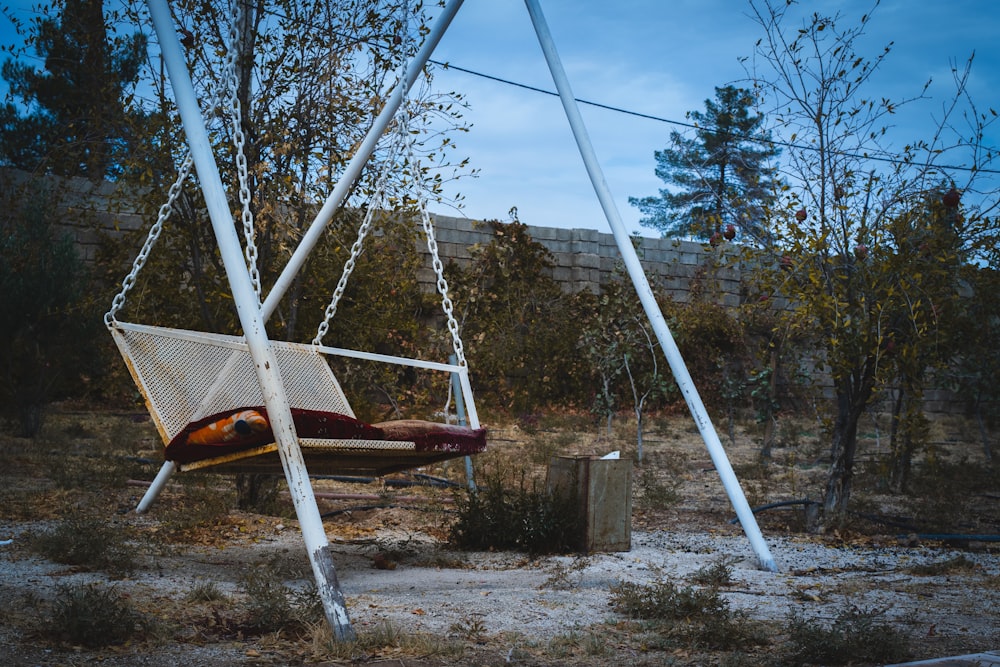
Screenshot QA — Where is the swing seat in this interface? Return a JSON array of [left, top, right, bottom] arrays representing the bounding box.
[[110, 321, 486, 476]]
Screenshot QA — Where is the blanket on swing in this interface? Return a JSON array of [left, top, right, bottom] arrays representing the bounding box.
[[165, 407, 487, 465]]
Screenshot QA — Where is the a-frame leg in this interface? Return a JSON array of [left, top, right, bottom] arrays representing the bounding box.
[[135, 460, 177, 514], [147, 0, 356, 640]]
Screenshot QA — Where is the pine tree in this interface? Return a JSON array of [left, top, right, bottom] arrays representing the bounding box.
[[0, 0, 145, 178], [629, 85, 781, 244]]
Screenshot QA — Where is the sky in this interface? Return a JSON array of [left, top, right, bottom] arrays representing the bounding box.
[[422, 0, 1000, 236], [2, 0, 999, 238]]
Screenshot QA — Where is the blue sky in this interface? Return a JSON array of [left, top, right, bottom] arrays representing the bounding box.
[[425, 0, 1000, 235], [3, 0, 998, 237]]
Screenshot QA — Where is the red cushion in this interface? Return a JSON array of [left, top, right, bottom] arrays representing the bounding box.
[[164, 407, 486, 465]]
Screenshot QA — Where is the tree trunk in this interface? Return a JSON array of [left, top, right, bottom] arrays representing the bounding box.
[[823, 384, 866, 517], [888, 387, 919, 493], [237, 473, 281, 513], [635, 406, 644, 464], [759, 347, 780, 461], [976, 399, 993, 463]]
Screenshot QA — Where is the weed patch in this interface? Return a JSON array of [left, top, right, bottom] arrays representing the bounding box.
[[449, 471, 581, 555], [782, 604, 911, 666], [610, 579, 767, 650], [239, 568, 322, 635], [29, 514, 138, 576], [44, 583, 150, 648]]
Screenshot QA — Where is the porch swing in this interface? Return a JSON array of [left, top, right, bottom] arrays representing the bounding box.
[[107, 6, 485, 512]]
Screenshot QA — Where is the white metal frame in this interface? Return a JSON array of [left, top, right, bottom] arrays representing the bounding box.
[[138, 0, 776, 642]]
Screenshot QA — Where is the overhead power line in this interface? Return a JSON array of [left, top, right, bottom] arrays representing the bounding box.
[[430, 60, 1000, 177], [165, 1, 998, 178]]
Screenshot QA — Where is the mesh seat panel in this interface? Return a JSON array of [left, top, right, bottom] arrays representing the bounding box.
[[111, 322, 354, 443]]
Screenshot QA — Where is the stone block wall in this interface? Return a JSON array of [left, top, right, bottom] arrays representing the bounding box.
[[1, 167, 977, 417]]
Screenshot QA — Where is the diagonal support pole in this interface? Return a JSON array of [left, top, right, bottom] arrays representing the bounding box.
[[147, 0, 354, 639], [523, 0, 777, 572]]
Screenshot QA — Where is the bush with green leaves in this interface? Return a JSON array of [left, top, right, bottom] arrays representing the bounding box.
[[0, 180, 101, 436], [46, 583, 148, 648], [240, 568, 323, 635], [445, 216, 592, 413], [782, 605, 911, 666], [610, 578, 766, 650], [29, 514, 138, 577], [449, 469, 581, 555]]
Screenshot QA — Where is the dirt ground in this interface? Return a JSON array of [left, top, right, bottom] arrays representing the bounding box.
[[1, 406, 998, 666]]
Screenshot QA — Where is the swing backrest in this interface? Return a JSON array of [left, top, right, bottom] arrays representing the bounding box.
[[111, 321, 355, 445]]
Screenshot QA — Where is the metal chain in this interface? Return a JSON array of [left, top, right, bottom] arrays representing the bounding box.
[[402, 116, 467, 367], [106, 6, 254, 324], [312, 137, 401, 345], [225, 2, 261, 301], [104, 153, 195, 326]]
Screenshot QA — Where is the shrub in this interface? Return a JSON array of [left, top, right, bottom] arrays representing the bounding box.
[[610, 579, 766, 650], [239, 568, 323, 635], [449, 470, 581, 555], [46, 583, 147, 647], [0, 181, 101, 436], [29, 515, 138, 576], [782, 605, 911, 666]]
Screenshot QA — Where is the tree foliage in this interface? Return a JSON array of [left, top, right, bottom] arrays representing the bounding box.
[[630, 85, 782, 244], [744, 0, 1000, 516], [0, 180, 100, 435], [445, 215, 587, 414], [111, 0, 470, 340], [579, 269, 674, 459], [0, 0, 146, 178]]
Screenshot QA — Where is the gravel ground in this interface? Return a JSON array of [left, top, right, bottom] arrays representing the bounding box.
[[4, 517, 997, 665]]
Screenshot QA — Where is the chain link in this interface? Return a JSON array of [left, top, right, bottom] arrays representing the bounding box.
[[106, 4, 254, 323], [313, 108, 468, 367], [105, 153, 195, 326], [225, 2, 261, 301], [419, 197, 467, 367], [404, 124, 467, 367], [312, 137, 400, 345]]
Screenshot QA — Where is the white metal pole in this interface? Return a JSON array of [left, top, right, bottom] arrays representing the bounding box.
[[147, 0, 356, 638], [450, 354, 476, 491], [261, 0, 466, 321], [136, 460, 176, 514], [523, 0, 777, 572]]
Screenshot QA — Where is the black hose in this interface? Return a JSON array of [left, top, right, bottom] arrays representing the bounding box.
[[729, 500, 1000, 543]]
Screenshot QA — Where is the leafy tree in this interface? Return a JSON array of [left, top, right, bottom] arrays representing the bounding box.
[[744, 0, 1000, 517], [580, 271, 673, 461], [0, 0, 146, 178], [112, 0, 470, 341], [0, 181, 99, 435], [948, 263, 1000, 463], [629, 85, 782, 244], [881, 186, 965, 492], [445, 214, 585, 414]]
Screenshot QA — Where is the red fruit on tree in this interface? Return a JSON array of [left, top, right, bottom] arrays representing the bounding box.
[[780, 255, 793, 271], [710, 232, 723, 247], [942, 187, 961, 208], [724, 224, 736, 240], [854, 243, 868, 260], [795, 208, 807, 222]]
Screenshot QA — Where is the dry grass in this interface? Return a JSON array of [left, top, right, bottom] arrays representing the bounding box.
[[0, 406, 997, 666]]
